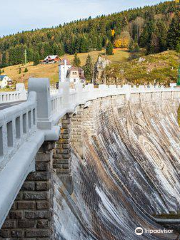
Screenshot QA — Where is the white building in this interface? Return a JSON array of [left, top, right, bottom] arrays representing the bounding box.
[[66, 67, 85, 84], [59, 59, 72, 83], [59, 59, 85, 88], [0, 75, 12, 89]]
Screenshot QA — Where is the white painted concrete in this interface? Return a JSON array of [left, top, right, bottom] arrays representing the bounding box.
[[0, 83, 27, 104]]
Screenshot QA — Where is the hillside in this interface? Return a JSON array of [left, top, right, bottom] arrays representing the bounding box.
[[2, 49, 130, 88], [2, 50, 178, 89], [105, 50, 179, 85], [0, 1, 179, 68]]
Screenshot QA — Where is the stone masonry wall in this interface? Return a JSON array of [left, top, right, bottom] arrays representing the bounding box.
[[53, 113, 72, 175], [53, 113, 73, 194], [71, 101, 97, 159], [0, 142, 54, 240]]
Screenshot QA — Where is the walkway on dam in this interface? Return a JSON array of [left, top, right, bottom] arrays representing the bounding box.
[[0, 100, 24, 110]]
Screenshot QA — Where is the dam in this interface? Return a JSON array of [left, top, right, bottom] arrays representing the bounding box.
[[0, 82, 180, 239], [53, 92, 180, 240]]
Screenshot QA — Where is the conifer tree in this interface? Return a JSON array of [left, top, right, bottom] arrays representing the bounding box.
[[167, 12, 180, 50], [106, 42, 113, 55], [33, 53, 40, 66], [73, 53, 81, 67], [176, 42, 180, 53], [84, 55, 93, 82]]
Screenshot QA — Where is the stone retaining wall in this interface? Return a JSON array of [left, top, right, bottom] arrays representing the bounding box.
[[0, 142, 54, 240]]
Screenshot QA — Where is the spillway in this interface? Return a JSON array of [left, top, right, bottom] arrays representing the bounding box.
[[53, 92, 180, 240]]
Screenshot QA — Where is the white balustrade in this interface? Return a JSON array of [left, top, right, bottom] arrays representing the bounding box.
[[0, 92, 37, 171], [0, 83, 27, 104]]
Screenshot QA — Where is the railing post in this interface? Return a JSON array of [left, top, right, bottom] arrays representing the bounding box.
[[59, 82, 70, 108], [16, 83, 27, 101], [28, 78, 52, 130], [76, 83, 83, 104]]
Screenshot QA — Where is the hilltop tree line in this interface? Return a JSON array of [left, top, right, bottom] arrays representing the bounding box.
[[0, 1, 180, 67]]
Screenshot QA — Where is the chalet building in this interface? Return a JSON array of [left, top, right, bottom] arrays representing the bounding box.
[[59, 59, 85, 86], [0, 75, 12, 89], [67, 67, 85, 84], [43, 55, 60, 64]]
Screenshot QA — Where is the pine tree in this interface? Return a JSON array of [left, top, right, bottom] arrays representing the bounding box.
[[106, 42, 113, 55], [33, 53, 40, 66], [84, 55, 93, 82], [97, 37, 102, 51], [73, 53, 81, 67], [24, 67, 28, 73], [129, 40, 134, 52], [167, 12, 180, 50], [176, 42, 180, 53], [80, 37, 89, 53]]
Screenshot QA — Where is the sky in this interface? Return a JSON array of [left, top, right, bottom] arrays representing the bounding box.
[[0, 0, 168, 37]]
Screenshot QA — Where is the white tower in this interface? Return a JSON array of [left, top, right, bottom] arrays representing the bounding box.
[[59, 59, 71, 83]]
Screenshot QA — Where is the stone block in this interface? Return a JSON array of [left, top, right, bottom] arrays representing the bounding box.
[[59, 138, 70, 144], [11, 230, 23, 238], [0, 230, 10, 238], [17, 201, 36, 210], [16, 192, 23, 200], [62, 149, 70, 154], [36, 201, 50, 210], [9, 211, 23, 219], [18, 220, 35, 228], [23, 192, 48, 200], [37, 219, 49, 229], [53, 154, 63, 159], [62, 164, 69, 170], [2, 220, 16, 229], [36, 162, 49, 171], [62, 134, 69, 139], [36, 182, 49, 191], [27, 172, 50, 181], [25, 230, 51, 238], [11, 203, 17, 210], [62, 144, 70, 149], [62, 123, 69, 129], [36, 153, 51, 162], [25, 211, 50, 219], [62, 154, 71, 159], [22, 182, 35, 191]]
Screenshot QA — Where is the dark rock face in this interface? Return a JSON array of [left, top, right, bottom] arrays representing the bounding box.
[[53, 93, 180, 240]]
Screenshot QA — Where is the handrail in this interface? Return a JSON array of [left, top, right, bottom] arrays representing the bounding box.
[[0, 92, 37, 171]]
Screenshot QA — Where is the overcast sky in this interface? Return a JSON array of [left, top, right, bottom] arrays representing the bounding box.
[[1, 0, 167, 37]]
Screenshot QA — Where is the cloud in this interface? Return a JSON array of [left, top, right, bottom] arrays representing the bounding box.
[[0, 0, 167, 37]]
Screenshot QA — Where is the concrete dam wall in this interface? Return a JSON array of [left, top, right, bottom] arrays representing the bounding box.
[[1, 91, 180, 239], [53, 92, 180, 240]]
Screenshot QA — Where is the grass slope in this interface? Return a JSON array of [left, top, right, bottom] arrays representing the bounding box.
[[106, 51, 179, 85]]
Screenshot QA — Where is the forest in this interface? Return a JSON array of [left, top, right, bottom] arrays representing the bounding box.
[[0, 1, 180, 67]]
